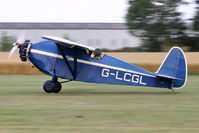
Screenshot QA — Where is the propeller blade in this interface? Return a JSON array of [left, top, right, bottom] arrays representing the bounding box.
[[8, 45, 18, 60], [17, 31, 26, 44], [8, 31, 26, 60]]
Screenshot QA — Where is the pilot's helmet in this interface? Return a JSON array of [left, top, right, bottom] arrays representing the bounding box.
[[94, 48, 101, 56]]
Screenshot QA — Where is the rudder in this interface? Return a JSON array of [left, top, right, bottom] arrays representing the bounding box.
[[156, 47, 187, 89]]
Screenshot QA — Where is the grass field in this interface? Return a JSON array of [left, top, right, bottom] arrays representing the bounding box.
[[0, 75, 199, 133]]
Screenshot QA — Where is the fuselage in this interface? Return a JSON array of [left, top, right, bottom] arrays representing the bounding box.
[[29, 41, 171, 88]]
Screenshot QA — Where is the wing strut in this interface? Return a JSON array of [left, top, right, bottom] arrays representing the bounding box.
[[56, 44, 77, 80], [73, 48, 77, 79]]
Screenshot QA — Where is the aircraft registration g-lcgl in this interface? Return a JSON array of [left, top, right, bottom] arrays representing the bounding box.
[[9, 34, 187, 93]]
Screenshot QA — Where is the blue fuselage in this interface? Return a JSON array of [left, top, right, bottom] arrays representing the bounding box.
[[29, 41, 171, 88]]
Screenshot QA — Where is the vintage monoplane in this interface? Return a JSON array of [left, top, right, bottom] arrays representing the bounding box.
[[9, 34, 187, 93]]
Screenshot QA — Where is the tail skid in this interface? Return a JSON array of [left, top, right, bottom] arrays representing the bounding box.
[[155, 47, 187, 89]]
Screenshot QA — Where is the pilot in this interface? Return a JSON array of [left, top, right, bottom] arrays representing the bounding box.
[[91, 48, 102, 60]]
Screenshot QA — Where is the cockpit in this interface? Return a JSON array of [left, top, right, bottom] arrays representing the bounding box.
[[87, 48, 104, 60]]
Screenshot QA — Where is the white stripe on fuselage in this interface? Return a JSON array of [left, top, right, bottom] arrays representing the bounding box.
[[30, 49, 156, 77]]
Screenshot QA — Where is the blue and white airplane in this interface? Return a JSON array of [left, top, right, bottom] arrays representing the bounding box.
[[9, 34, 187, 93]]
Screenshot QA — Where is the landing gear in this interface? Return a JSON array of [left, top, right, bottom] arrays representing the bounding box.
[[43, 80, 62, 93]]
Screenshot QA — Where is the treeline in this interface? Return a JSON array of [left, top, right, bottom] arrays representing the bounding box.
[[126, 0, 199, 52], [0, 32, 15, 51]]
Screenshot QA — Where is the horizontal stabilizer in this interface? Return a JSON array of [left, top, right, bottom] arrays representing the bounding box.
[[156, 74, 182, 80]]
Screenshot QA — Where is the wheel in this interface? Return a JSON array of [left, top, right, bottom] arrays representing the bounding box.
[[43, 80, 56, 93], [43, 80, 62, 93], [53, 82, 62, 93]]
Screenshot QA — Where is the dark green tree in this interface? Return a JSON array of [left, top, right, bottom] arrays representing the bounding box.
[[0, 32, 16, 51], [191, 0, 199, 51], [193, 0, 199, 30], [126, 0, 186, 51]]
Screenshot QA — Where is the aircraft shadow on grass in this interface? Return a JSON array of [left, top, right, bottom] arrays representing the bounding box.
[[60, 90, 183, 95], [10, 88, 184, 95]]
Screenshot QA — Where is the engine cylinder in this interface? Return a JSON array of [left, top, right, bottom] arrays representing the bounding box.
[[19, 40, 30, 62]]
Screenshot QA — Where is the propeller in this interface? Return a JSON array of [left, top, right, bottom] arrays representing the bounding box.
[[8, 32, 26, 60]]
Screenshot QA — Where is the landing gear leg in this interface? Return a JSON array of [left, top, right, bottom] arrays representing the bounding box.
[[43, 76, 62, 93]]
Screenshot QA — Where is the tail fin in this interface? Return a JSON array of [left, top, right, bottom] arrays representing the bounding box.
[[156, 47, 187, 89]]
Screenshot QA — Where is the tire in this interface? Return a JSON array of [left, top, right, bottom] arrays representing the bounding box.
[[43, 80, 56, 93], [54, 82, 62, 93]]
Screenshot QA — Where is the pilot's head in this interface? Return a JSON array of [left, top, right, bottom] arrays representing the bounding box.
[[94, 48, 101, 56]]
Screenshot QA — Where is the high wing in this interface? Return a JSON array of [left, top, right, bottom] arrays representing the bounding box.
[[42, 35, 95, 51], [42, 35, 96, 80]]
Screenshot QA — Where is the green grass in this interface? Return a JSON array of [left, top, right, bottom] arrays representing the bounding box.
[[0, 75, 199, 133]]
